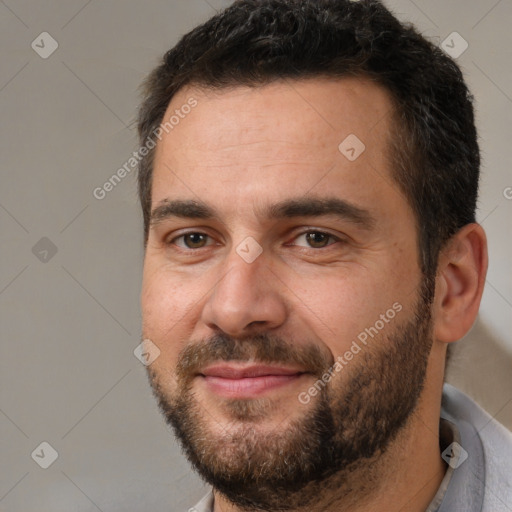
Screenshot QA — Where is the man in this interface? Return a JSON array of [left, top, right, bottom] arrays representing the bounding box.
[[136, 0, 512, 510]]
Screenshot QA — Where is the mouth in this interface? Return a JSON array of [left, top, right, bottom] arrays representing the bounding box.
[[198, 363, 310, 398]]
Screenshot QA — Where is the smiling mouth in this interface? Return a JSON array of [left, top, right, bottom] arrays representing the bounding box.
[[198, 363, 310, 398]]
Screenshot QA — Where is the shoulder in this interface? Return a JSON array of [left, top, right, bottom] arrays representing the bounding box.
[[188, 490, 214, 512], [442, 383, 512, 510]]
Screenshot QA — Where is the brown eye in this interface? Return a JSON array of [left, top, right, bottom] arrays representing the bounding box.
[[171, 232, 212, 249], [303, 231, 335, 248], [185, 233, 208, 248]]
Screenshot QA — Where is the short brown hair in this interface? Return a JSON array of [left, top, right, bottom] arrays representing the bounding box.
[[137, 0, 479, 279]]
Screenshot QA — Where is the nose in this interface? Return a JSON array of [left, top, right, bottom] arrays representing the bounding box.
[[200, 248, 287, 337]]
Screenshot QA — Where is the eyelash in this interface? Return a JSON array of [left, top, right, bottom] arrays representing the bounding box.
[[166, 230, 341, 251]]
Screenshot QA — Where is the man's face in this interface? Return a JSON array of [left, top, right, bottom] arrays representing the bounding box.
[[141, 78, 434, 508]]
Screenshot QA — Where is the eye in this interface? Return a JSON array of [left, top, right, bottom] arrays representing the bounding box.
[[293, 231, 339, 249], [170, 232, 214, 249]]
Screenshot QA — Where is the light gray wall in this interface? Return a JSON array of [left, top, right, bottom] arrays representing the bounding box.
[[1, 1, 511, 511]]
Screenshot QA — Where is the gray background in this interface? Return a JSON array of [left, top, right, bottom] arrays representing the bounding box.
[[1, 0, 511, 510]]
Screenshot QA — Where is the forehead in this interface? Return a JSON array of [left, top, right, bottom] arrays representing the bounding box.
[[151, 77, 403, 219], [157, 76, 393, 152]]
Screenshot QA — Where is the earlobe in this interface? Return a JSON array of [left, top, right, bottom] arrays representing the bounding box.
[[433, 223, 488, 343]]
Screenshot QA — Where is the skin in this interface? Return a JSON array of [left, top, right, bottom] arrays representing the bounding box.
[[141, 77, 488, 512]]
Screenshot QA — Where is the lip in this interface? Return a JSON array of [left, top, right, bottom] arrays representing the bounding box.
[[198, 364, 309, 398], [201, 364, 305, 379]]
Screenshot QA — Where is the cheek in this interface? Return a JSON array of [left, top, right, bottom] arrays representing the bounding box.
[[297, 267, 412, 358], [141, 264, 197, 353], [141, 258, 228, 368], [141, 283, 188, 389]]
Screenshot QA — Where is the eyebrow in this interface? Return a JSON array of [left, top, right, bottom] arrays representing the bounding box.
[[150, 196, 375, 230]]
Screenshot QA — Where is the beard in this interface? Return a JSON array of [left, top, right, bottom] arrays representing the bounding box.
[[146, 276, 435, 511]]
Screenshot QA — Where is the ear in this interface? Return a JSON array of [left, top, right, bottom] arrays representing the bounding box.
[[433, 223, 488, 343]]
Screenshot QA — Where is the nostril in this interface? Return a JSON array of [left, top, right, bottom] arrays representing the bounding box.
[[247, 320, 266, 328]]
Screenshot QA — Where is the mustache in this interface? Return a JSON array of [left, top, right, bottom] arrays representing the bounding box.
[[176, 332, 333, 382]]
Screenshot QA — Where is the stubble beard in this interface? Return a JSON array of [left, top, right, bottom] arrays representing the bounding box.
[[146, 279, 434, 511]]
